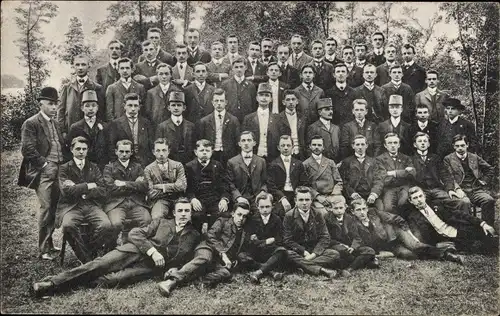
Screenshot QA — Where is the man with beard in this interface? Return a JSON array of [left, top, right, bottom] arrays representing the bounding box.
[[260, 38, 277, 65]]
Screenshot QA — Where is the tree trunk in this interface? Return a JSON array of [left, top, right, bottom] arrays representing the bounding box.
[[184, 1, 190, 37], [159, 1, 164, 30], [138, 1, 143, 40], [27, 2, 33, 99]]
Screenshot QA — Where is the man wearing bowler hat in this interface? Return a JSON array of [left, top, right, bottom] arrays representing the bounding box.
[[156, 91, 196, 164], [18, 87, 70, 260]]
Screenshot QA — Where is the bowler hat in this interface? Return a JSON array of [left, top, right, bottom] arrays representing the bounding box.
[[388, 94, 403, 105], [37, 87, 59, 102], [443, 98, 465, 110], [81, 90, 98, 103], [317, 98, 333, 110], [257, 83, 272, 94], [169, 91, 185, 103]]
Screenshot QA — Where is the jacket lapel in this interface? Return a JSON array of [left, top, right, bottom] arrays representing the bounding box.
[[119, 117, 133, 139], [37, 114, 51, 139], [293, 209, 305, 231], [151, 161, 163, 183]]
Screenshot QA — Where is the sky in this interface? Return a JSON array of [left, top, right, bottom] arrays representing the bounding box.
[[1, 1, 457, 89]]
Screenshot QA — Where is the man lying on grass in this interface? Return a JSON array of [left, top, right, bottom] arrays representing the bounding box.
[[32, 198, 200, 297]]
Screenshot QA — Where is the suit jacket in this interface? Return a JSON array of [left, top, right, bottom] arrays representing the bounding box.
[[105, 79, 146, 121], [57, 78, 105, 133], [325, 212, 362, 249], [287, 52, 313, 73], [340, 120, 376, 159], [324, 84, 356, 125], [249, 213, 283, 247], [18, 113, 70, 188], [267, 80, 289, 114], [186, 47, 212, 66], [144, 159, 187, 202], [102, 160, 149, 212], [276, 112, 307, 159], [125, 219, 200, 263], [184, 82, 215, 123], [207, 217, 251, 258], [437, 117, 478, 158], [242, 111, 280, 160], [144, 83, 183, 127], [206, 60, 232, 87], [222, 53, 243, 67], [350, 210, 390, 250], [323, 55, 343, 66], [196, 111, 241, 160], [402, 62, 426, 94], [374, 119, 410, 156], [172, 63, 194, 82], [134, 59, 162, 91], [414, 89, 449, 123], [381, 82, 415, 123], [339, 155, 376, 198], [96, 62, 120, 96], [306, 120, 340, 162], [278, 64, 300, 89], [226, 154, 267, 202], [302, 156, 343, 197], [442, 152, 495, 191], [107, 115, 155, 167], [267, 156, 306, 201], [307, 60, 335, 92], [411, 153, 451, 190], [346, 65, 364, 88], [404, 120, 438, 155], [185, 158, 230, 208], [294, 84, 325, 125], [375, 62, 392, 87], [366, 52, 386, 67], [220, 77, 257, 122], [353, 84, 389, 123], [282, 207, 331, 255], [372, 152, 416, 196], [245, 58, 268, 85], [56, 160, 107, 226], [156, 118, 196, 164], [138, 48, 175, 67], [67, 118, 108, 169], [260, 55, 278, 66]]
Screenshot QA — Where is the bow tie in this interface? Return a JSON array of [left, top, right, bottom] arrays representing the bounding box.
[[77, 78, 86, 84], [306, 83, 312, 90], [112, 62, 118, 69], [390, 154, 397, 159], [243, 154, 252, 159], [179, 64, 184, 70]]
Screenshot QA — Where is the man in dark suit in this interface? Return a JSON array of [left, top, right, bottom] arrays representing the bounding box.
[[283, 186, 341, 278], [206, 41, 232, 87], [156, 91, 196, 164], [223, 34, 242, 66], [276, 44, 300, 89], [260, 38, 278, 66], [374, 95, 411, 156], [323, 37, 343, 66], [293, 65, 325, 125], [267, 135, 306, 218], [32, 198, 201, 297], [137, 27, 175, 66], [105, 58, 146, 121], [108, 93, 155, 167], [288, 34, 314, 73], [196, 89, 241, 166], [185, 28, 212, 66], [18, 87, 69, 260], [306, 99, 341, 162], [414, 70, 449, 123], [96, 40, 123, 95], [325, 63, 356, 126], [381, 65, 415, 123], [342, 46, 364, 88], [56, 136, 112, 263], [375, 43, 398, 87], [242, 83, 280, 162], [133, 40, 162, 91], [404, 103, 438, 154], [172, 44, 194, 88], [354, 43, 368, 69], [103, 139, 151, 247], [443, 134, 496, 226], [275, 90, 307, 159], [226, 131, 268, 207], [266, 62, 289, 114], [366, 32, 386, 67], [58, 55, 105, 135], [400, 186, 497, 254], [437, 98, 479, 158], [67, 90, 108, 170], [401, 44, 426, 94], [220, 57, 257, 123], [308, 39, 335, 92], [144, 63, 182, 127], [184, 62, 215, 123], [411, 132, 469, 212], [185, 139, 231, 232], [372, 133, 416, 214], [245, 41, 268, 85], [340, 99, 376, 159], [353, 63, 389, 123]]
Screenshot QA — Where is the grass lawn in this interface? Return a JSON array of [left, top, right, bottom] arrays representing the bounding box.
[[1, 148, 498, 314]]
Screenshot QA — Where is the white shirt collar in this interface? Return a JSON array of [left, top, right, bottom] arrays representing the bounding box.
[[295, 51, 303, 59], [427, 87, 437, 95], [110, 58, 119, 66], [195, 80, 206, 90], [374, 48, 383, 55], [404, 60, 415, 67], [159, 82, 170, 93], [171, 115, 183, 125], [281, 154, 292, 162], [390, 116, 401, 126], [417, 120, 428, 129], [336, 81, 346, 90], [344, 62, 354, 68], [278, 61, 288, 68], [325, 53, 336, 60], [364, 81, 375, 90], [234, 75, 244, 83], [312, 153, 322, 161], [126, 113, 138, 121], [212, 57, 224, 64], [40, 111, 52, 121], [449, 116, 459, 124], [386, 60, 396, 67], [336, 215, 344, 222], [242, 151, 253, 159], [456, 152, 468, 160], [85, 116, 96, 125], [121, 77, 131, 84], [119, 159, 130, 168], [215, 109, 226, 118], [302, 82, 313, 90], [417, 150, 428, 156], [198, 159, 210, 167], [188, 46, 199, 53], [320, 117, 331, 127], [285, 109, 296, 116], [355, 152, 366, 159], [391, 80, 402, 86], [76, 75, 88, 84], [177, 61, 187, 67], [356, 118, 365, 126], [261, 213, 271, 224], [269, 79, 279, 86], [257, 107, 270, 115], [73, 157, 85, 168]]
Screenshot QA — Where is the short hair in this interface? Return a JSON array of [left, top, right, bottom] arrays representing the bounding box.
[[267, 61, 280, 70], [352, 134, 367, 145], [452, 134, 468, 145], [233, 201, 250, 212], [154, 137, 170, 147], [71, 136, 89, 148], [108, 39, 124, 48], [351, 198, 368, 209], [186, 28, 200, 35], [342, 45, 354, 53], [195, 139, 213, 149], [147, 27, 161, 34], [290, 34, 304, 42], [72, 54, 89, 64], [118, 57, 133, 68], [283, 89, 299, 99], [385, 43, 398, 51], [116, 139, 133, 149], [413, 131, 430, 143], [211, 41, 224, 48], [415, 103, 430, 110], [276, 43, 290, 52], [124, 92, 140, 103], [213, 88, 226, 97], [156, 63, 172, 73], [384, 132, 400, 140], [141, 40, 153, 47], [352, 99, 368, 109], [327, 195, 346, 206], [261, 37, 273, 44], [371, 31, 386, 42], [389, 64, 402, 72], [334, 63, 348, 71], [301, 64, 316, 75], [173, 197, 192, 209], [309, 134, 324, 145], [354, 43, 368, 51], [408, 186, 424, 197], [232, 56, 246, 67], [295, 186, 312, 197], [402, 43, 416, 54], [226, 34, 238, 42], [325, 37, 338, 46], [255, 191, 273, 206], [311, 39, 324, 48], [279, 134, 293, 145], [248, 40, 260, 48], [176, 43, 188, 51], [363, 63, 377, 71], [240, 130, 255, 141], [192, 62, 207, 71], [426, 70, 439, 79]]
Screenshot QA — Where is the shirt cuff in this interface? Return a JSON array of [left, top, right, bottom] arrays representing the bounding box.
[[146, 247, 158, 257], [480, 221, 486, 228]]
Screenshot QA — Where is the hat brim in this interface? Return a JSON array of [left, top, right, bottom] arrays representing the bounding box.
[[37, 97, 59, 102]]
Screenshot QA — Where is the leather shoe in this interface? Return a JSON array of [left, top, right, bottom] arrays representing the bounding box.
[[50, 246, 61, 252], [271, 271, 284, 281], [40, 253, 56, 261], [320, 268, 338, 279], [367, 257, 380, 269], [158, 279, 177, 297], [32, 281, 54, 297], [339, 269, 352, 278], [445, 252, 464, 265], [248, 270, 263, 284]]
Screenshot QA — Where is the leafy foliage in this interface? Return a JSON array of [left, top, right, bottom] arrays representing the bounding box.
[[1, 90, 39, 150], [55, 17, 93, 65]]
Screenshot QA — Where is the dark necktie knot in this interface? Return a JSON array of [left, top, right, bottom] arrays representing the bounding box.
[[179, 64, 184, 70], [78, 78, 85, 84]]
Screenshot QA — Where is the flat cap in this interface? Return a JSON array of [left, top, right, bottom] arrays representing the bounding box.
[[442, 97, 465, 110]]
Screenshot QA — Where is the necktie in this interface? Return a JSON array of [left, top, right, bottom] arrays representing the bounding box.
[[179, 64, 184, 70], [264, 58, 269, 63], [251, 60, 256, 68], [176, 119, 181, 126], [421, 155, 426, 161], [77, 162, 83, 170], [78, 78, 85, 84], [315, 62, 321, 68], [306, 83, 312, 91], [339, 85, 344, 91], [112, 62, 117, 70], [283, 157, 290, 163], [218, 114, 223, 121]]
